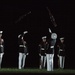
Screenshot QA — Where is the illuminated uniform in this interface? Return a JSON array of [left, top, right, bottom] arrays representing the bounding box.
[[0, 31, 4, 68], [46, 38, 56, 71], [18, 31, 28, 69], [46, 28, 57, 71]]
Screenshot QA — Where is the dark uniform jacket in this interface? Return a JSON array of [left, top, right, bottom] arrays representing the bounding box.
[[46, 39, 56, 54], [39, 41, 49, 56], [0, 39, 4, 53], [18, 38, 28, 54]]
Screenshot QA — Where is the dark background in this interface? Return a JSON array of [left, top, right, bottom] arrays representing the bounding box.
[[0, 0, 75, 69]]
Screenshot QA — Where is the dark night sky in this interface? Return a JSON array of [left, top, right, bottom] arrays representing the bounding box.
[[0, 0, 75, 69]]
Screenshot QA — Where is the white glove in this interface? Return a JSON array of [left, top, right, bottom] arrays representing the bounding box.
[[57, 55, 59, 57], [23, 31, 28, 34], [39, 54, 41, 56], [0, 31, 3, 33], [2, 53, 4, 55], [26, 53, 29, 55], [18, 34, 21, 38], [45, 53, 46, 55], [48, 28, 52, 33]]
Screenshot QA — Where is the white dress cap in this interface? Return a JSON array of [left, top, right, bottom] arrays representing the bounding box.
[[42, 36, 47, 39], [60, 37, 64, 40], [23, 31, 28, 34]]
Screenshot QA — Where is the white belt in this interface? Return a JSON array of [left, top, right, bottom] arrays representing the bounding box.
[[19, 45, 26, 47], [59, 49, 63, 51], [50, 46, 54, 48]]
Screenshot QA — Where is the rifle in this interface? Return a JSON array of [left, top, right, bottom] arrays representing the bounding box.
[[46, 7, 57, 27], [15, 11, 31, 23]]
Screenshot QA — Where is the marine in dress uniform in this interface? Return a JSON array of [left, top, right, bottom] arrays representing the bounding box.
[[39, 36, 49, 69], [46, 28, 57, 71], [57, 37, 65, 69], [0, 31, 4, 68], [18, 31, 29, 69]]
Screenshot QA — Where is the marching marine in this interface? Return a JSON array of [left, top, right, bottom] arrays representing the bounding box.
[[0, 31, 4, 68], [18, 31, 29, 69]]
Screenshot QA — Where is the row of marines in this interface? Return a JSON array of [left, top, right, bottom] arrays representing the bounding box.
[[0, 28, 65, 71]]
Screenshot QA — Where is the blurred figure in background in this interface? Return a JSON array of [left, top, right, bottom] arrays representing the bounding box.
[[57, 37, 65, 69], [18, 31, 29, 69], [0, 31, 4, 68]]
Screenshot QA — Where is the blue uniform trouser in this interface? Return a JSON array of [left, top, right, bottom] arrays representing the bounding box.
[[40, 55, 46, 69], [46, 54, 54, 71], [18, 53, 26, 69], [0, 53, 4, 68], [59, 56, 65, 69]]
